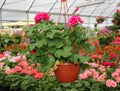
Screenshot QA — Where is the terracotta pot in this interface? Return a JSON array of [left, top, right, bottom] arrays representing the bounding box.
[[61, 0, 66, 2], [54, 62, 80, 83]]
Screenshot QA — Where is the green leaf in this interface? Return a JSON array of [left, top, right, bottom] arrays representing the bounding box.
[[55, 50, 62, 58], [28, 43, 36, 50], [61, 83, 71, 87], [79, 55, 90, 63], [62, 46, 72, 57], [70, 54, 81, 64], [75, 82, 82, 87], [36, 39, 47, 48]]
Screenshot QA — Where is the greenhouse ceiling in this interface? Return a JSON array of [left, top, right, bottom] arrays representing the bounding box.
[[0, 0, 120, 28]]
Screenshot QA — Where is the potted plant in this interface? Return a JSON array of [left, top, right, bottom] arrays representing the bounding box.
[[96, 16, 106, 24], [112, 9, 120, 26], [26, 12, 91, 82]]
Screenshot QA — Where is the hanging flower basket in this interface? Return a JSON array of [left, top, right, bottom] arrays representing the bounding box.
[[54, 62, 80, 83], [61, 0, 66, 2]]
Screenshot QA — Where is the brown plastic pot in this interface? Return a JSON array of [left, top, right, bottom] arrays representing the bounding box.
[[54, 62, 80, 83]]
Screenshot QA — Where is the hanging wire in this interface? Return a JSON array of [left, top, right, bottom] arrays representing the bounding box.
[[58, 2, 62, 23], [48, 0, 58, 13], [26, 0, 36, 28], [0, 0, 7, 29]]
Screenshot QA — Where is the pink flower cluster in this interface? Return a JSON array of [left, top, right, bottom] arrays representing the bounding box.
[[79, 63, 106, 82], [5, 55, 43, 79], [116, 9, 120, 13], [79, 62, 120, 88], [66, 15, 83, 28], [0, 51, 11, 61], [113, 36, 120, 44], [106, 79, 117, 88], [112, 69, 120, 83], [100, 28, 112, 37], [34, 12, 50, 23]]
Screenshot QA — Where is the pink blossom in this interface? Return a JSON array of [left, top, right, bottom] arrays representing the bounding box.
[[79, 74, 88, 80], [106, 79, 117, 88], [0, 57, 6, 61], [112, 72, 119, 78], [18, 61, 28, 67], [34, 72, 43, 79], [78, 50, 86, 56], [34, 12, 50, 23], [26, 66, 33, 70], [92, 71, 99, 79], [113, 36, 120, 44], [84, 69, 92, 77], [73, 7, 79, 13], [5, 67, 12, 74], [28, 69, 38, 75], [3, 51, 11, 57], [99, 65, 106, 72], [116, 9, 120, 13], [97, 74, 105, 82], [67, 15, 83, 28], [12, 66, 22, 73], [21, 55, 27, 61], [115, 76, 120, 83], [88, 63, 99, 68], [115, 69, 120, 73], [20, 69, 28, 74], [14, 56, 20, 62], [100, 28, 107, 35], [0, 62, 4, 69], [9, 57, 17, 63], [31, 64, 35, 67]]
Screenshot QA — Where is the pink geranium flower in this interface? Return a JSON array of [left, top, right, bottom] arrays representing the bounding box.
[[106, 79, 117, 88], [0, 62, 4, 69], [5, 67, 13, 74], [34, 12, 50, 23], [12, 66, 22, 73], [18, 61, 28, 67], [34, 73, 43, 79], [28, 69, 38, 75], [79, 73, 88, 80], [20, 69, 28, 74], [66, 15, 83, 28], [116, 9, 120, 13]]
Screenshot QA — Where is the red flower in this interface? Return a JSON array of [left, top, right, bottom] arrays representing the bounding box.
[[91, 54, 98, 59], [101, 61, 116, 67], [31, 49, 36, 54]]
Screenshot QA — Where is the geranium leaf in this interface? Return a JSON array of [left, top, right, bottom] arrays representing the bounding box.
[[36, 39, 47, 48], [62, 46, 72, 57], [79, 55, 90, 63], [55, 50, 62, 58], [28, 43, 36, 50]]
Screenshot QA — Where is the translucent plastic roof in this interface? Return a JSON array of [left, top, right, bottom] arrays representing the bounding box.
[[0, 0, 120, 28]]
